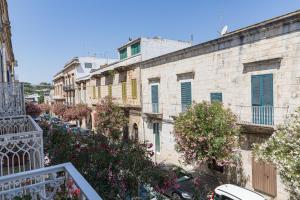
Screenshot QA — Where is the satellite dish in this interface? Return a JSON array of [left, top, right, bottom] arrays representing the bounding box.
[[220, 25, 228, 36]]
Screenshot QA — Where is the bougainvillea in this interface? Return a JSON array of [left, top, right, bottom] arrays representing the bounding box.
[[75, 104, 92, 119], [63, 106, 80, 121], [25, 102, 42, 117], [95, 97, 128, 139], [39, 103, 51, 114], [52, 103, 67, 117], [254, 108, 300, 198], [174, 102, 240, 166], [45, 128, 173, 199]]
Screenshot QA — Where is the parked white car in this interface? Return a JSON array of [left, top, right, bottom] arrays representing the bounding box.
[[211, 184, 266, 200]]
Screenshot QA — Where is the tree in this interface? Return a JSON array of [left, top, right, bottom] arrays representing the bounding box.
[[39, 103, 51, 114], [95, 97, 128, 139], [174, 102, 240, 167], [254, 109, 300, 198], [62, 104, 91, 122], [25, 102, 42, 118], [52, 103, 67, 118]]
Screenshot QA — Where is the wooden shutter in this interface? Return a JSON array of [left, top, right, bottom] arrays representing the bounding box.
[[151, 85, 158, 104], [181, 82, 192, 105], [131, 79, 137, 99], [122, 82, 127, 100], [251, 75, 261, 106]]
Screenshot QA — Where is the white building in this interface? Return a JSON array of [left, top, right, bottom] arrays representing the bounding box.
[[140, 10, 300, 200]]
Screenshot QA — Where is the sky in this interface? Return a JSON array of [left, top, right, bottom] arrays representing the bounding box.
[[8, 0, 300, 84]]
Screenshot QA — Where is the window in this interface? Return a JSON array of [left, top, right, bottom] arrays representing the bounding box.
[[108, 84, 112, 97], [251, 74, 273, 125], [122, 82, 127, 100], [85, 63, 92, 68], [210, 93, 222, 103], [131, 79, 137, 99], [153, 123, 160, 152], [131, 42, 141, 56], [119, 48, 127, 60], [151, 84, 159, 113], [92, 86, 96, 99], [181, 82, 192, 112]]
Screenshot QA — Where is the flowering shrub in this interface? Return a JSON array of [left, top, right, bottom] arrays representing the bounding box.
[[45, 128, 173, 199], [52, 103, 67, 117], [39, 103, 51, 113], [254, 108, 300, 198], [95, 97, 128, 139], [63, 106, 80, 121], [25, 102, 42, 117], [174, 102, 240, 166]]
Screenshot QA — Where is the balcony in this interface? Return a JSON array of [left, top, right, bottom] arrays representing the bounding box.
[[0, 82, 25, 117], [0, 115, 44, 175], [143, 103, 163, 119], [63, 84, 75, 92], [0, 162, 102, 200], [235, 105, 289, 127]]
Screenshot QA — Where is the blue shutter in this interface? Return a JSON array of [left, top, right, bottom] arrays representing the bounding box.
[[181, 82, 192, 111], [251, 76, 261, 106], [210, 93, 222, 103], [262, 74, 273, 106]]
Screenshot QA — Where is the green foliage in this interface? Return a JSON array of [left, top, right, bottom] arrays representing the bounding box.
[[254, 108, 300, 198], [174, 102, 240, 166], [45, 128, 171, 200], [95, 97, 128, 139]]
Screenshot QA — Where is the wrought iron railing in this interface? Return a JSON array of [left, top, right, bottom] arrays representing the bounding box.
[[0, 115, 44, 176], [0, 162, 102, 200], [143, 103, 163, 114], [0, 82, 25, 117], [235, 105, 289, 126], [63, 84, 75, 91]]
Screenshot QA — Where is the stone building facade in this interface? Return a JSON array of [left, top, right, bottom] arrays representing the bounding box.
[[89, 37, 191, 138], [0, 0, 15, 83], [140, 10, 300, 200]]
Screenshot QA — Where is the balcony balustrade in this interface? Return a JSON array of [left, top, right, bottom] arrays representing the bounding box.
[[0, 162, 102, 200], [234, 105, 289, 126], [63, 84, 75, 92], [0, 115, 44, 176], [0, 83, 25, 117], [0, 82, 102, 199]]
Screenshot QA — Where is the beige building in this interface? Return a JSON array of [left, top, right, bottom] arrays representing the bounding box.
[[139, 10, 300, 200], [0, 0, 16, 82], [53, 71, 65, 104], [87, 37, 192, 138]]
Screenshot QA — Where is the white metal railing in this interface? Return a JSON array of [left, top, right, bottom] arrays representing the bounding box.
[[0, 115, 44, 176], [143, 103, 163, 114], [0, 83, 25, 117], [0, 162, 102, 200], [235, 105, 289, 126]]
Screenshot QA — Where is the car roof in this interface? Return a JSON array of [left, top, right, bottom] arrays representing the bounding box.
[[215, 184, 265, 200]]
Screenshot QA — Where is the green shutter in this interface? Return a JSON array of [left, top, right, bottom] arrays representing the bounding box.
[[120, 48, 127, 60], [131, 79, 137, 99], [151, 85, 158, 104], [251, 74, 273, 106], [262, 74, 273, 106], [131, 42, 141, 56], [122, 82, 127, 100], [108, 85, 112, 97], [181, 82, 192, 111], [153, 123, 160, 152], [98, 86, 101, 99], [92, 86, 96, 99], [210, 93, 222, 103]]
